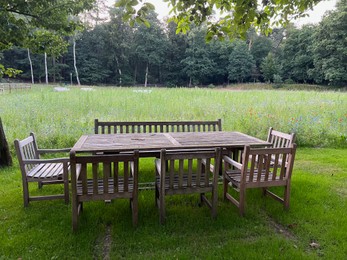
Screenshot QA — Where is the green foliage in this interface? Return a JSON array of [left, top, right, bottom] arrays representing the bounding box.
[[260, 52, 281, 83], [0, 0, 95, 50], [181, 26, 217, 85], [0, 64, 22, 78], [227, 40, 255, 83], [281, 26, 316, 83], [1, 1, 346, 87], [273, 74, 283, 88], [117, 0, 322, 40], [309, 0, 347, 86]]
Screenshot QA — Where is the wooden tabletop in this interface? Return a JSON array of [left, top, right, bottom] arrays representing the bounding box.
[[71, 131, 270, 153]]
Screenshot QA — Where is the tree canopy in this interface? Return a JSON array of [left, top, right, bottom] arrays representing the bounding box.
[[116, 0, 322, 39], [0, 0, 95, 50]]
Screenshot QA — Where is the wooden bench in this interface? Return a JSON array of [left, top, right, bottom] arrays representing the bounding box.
[[94, 119, 222, 134], [14, 132, 70, 206]]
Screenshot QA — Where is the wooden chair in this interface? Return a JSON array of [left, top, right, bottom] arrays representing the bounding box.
[[70, 150, 139, 231], [14, 132, 70, 207], [267, 127, 296, 148], [223, 144, 296, 216], [155, 148, 221, 224]]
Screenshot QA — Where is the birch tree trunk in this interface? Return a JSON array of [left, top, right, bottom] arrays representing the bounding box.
[[52, 56, 56, 83], [27, 48, 34, 84], [73, 39, 81, 86], [115, 56, 122, 86], [144, 62, 148, 87], [44, 52, 48, 84]]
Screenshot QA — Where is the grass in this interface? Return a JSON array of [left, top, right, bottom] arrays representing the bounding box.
[[0, 85, 346, 258]]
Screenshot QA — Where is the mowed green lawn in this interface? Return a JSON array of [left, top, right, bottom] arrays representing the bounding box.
[[0, 85, 346, 259]]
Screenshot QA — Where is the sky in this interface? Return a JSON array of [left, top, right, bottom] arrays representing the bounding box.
[[139, 0, 338, 26]]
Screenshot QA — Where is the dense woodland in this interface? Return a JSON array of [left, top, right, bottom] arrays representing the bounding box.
[[1, 0, 346, 87]]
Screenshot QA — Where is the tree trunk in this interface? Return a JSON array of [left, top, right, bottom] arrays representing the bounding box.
[[52, 56, 56, 83], [73, 39, 81, 86], [144, 62, 148, 87], [44, 52, 48, 84], [189, 77, 192, 88], [133, 64, 137, 86], [27, 48, 34, 84], [0, 117, 12, 167], [115, 56, 122, 86]]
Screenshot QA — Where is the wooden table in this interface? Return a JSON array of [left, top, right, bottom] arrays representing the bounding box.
[[71, 131, 269, 154], [71, 131, 270, 189]]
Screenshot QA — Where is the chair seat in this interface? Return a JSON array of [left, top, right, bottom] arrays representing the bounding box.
[[27, 162, 70, 180], [156, 174, 212, 191], [76, 177, 134, 196], [225, 169, 287, 187]]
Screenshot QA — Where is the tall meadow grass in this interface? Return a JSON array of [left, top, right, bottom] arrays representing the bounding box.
[[1, 86, 346, 150]]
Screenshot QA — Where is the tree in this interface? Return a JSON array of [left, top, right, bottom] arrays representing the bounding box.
[[0, 0, 95, 50], [281, 25, 315, 83], [26, 30, 69, 84], [132, 11, 167, 87], [260, 52, 281, 83], [227, 40, 255, 83], [181, 26, 216, 86], [117, 0, 323, 40], [309, 0, 347, 86]]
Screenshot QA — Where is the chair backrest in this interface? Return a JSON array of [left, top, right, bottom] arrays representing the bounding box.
[[70, 150, 139, 200], [14, 133, 39, 176], [240, 144, 296, 186], [94, 119, 222, 134], [158, 148, 221, 191], [267, 127, 296, 148]]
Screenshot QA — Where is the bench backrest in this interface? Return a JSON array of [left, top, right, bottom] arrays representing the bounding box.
[[14, 133, 39, 176], [240, 144, 296, 186], [94, 119, 222, 134], [70, 150, 139, 200]]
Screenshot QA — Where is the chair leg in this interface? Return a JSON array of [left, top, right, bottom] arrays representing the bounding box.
[[211, 190, 217, 219], [239, 188, 246, 216], [64, 179, 69, 205], [159, 193, 165, 224], [63, 164, 69, 204], [22, 179, 30, 207], [131, 197, 138, 227], [262, 187, 267, 196], [284, 184, 290, 210], [223, 179, 228, 200], [72, 200, 78, 232], [155, 185, 159, 207]]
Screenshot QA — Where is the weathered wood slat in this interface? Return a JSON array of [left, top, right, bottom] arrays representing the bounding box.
[[14, 132, 70, 206], [95, 119, 222, 134], [155, 148, 221, 224], [70, 150, 139, 231], [223, 144, 297, 216]]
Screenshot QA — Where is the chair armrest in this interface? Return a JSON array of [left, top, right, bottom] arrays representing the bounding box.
[[23, 157, 70, 164], [223, 155, 242, 170], [38, 148, 71, 154]]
